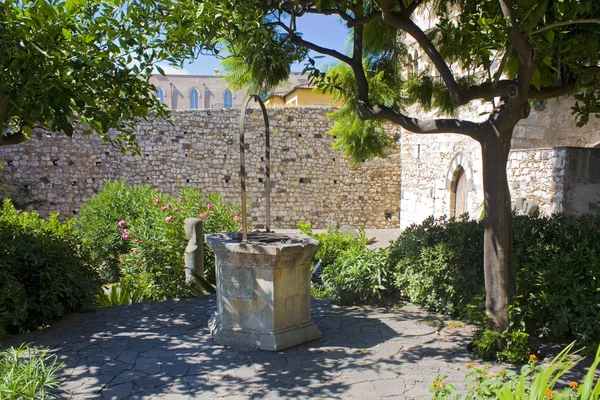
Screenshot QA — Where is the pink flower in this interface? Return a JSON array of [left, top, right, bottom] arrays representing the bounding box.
[[119, 254, 126, 260], [154, 198, 161, 206], [161, 203, 171, 211], [238, 227, 243, 232], [121, 229, 130, 240], [199, 213, 207, 220], [177, 196, 183, 203], [165, 216, 175, 224], [132, 248, 138, 255], [233, 215, 240, 222], [118, 220, 126, 229], [207, 204, 213, 211], [134, 239, 141, 244], [173, 208, 180, 213]]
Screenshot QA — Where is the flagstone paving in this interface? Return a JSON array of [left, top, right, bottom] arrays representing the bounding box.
[[2, 296, 499, 399]]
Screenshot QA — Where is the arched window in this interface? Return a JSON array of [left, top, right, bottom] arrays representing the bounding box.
[[156, 88, 165, 104], [203, 87, 211, 108], [450, 165, 468, 218], [223, 89, 233, 109], [189, 88, 199, 109]]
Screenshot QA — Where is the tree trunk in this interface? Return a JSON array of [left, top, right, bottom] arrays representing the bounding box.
[[480, 130, 515, 332]]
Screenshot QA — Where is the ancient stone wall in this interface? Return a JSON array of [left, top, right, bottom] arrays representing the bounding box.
[[399, 99, 600, 228], [0, 108, 401, 229]]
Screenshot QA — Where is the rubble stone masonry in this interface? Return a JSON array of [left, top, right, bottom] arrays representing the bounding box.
[[0, 108, 401, 229]]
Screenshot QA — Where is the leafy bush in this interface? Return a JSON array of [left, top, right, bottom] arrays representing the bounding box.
[[73, 180, 159, 282], [0, 344, 64, 399], [75, 181, 240, 301], [322, 247, 393, 304], [431, 342, 600, 399], [390, 213, 600, 360], [513, 213, 600, 345], [470, 328, 531, 364], [0, 200, 100, 334], [96, 283, 146, 308], [391, 215, 484, 316], [298, 222, 368, 268]]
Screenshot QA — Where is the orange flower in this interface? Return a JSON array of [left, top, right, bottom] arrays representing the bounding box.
[[433, 381, 445, 389], [545, 389, 554, 398], [569, 381, 579, 388], [466, 362, 478, 368], [529, 354, 538, 362]]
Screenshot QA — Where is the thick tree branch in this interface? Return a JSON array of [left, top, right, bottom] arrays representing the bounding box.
[[347, 11, 380, 27], [498, 0, 533, 97], [528, 84, 572, 99], [378, 0, 463, 104], [404, 0, 425, 17], [351, 19, 370, 103], [356, 101, 485, 140], [531, 19, 600, 35], [265, 21, 352, 64]]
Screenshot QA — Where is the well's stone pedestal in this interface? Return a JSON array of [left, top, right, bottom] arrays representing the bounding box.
[[206, 232, 321, 351]]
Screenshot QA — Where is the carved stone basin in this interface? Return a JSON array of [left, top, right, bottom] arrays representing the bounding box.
[[206, 232, 322, 351]]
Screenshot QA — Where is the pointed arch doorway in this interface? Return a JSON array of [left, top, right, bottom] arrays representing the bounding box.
[[451, 166, 468, 217]]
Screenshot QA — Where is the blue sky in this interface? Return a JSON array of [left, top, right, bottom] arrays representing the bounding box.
[[158, 14, 351, 76]]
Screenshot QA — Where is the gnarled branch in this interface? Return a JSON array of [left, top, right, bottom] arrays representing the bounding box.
[[531, 19, 600, 35]]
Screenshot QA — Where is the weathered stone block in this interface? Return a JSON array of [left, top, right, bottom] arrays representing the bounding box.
[[206, 232, 321, 351]]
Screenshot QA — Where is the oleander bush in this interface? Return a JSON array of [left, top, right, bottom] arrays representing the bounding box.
[[0, 200, 100, 334], [0, 344, 64, 399], [75, 181, 240, 302]]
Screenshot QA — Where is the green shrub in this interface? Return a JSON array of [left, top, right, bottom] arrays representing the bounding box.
[[0, 200, 100, 334], [513, 213, 600, 345], [298, 222, 368, 268], [96, 283, 146, 308], [322, 247, 393, 304], [73, 180, 159, 282], [390, 212, 600, 361], [470, 328, 531, 364], [390, 215, 484, 316], [0, 344, 64, 399], [431, 342, 600, 399], [75, 181, 241, 301]]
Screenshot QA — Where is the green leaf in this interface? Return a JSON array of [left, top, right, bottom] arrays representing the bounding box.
[[545, 30, 555, 44]]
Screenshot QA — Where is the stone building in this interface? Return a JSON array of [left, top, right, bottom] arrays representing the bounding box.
[[150, 72, 316, 110], [0, 95, 598, 230], [399, 99, 600, 229]]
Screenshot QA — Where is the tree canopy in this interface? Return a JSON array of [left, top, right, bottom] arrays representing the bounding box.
[[0, 0, 177, 152], [164, 0, 600, 332]]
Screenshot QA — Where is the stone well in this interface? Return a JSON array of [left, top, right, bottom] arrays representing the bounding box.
[[206, 232, 322, 351]]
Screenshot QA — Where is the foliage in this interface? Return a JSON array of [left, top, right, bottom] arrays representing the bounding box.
[[512, 213, 600, 345], [390, 215, 484, 316], [0, 199, 100, 334], [322, 247, 394, 304], [298, 222, 368, 269], [0, 344, 63, 399], [73, 180, 159, 282], [470, 328, 531, 364], [165, 0, 600, 335], [96, 283, 146, 308], [0, 0, 182, 150], [431, 342, 600, 399], [390, 213, 600, 360], [75, 181, 240, 302]]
